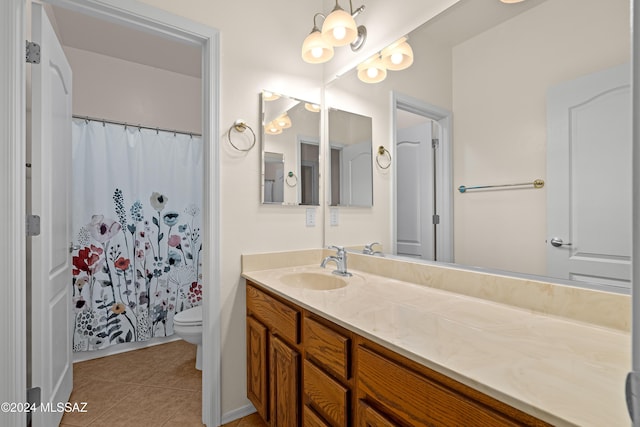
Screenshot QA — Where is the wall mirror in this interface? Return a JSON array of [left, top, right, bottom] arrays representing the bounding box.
[[261, 91, 321, 205], [328, 108, 373, 207], [324, 0, 631, 293]]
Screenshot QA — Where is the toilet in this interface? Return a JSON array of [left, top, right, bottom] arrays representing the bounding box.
[[173, 305, 203, 370]]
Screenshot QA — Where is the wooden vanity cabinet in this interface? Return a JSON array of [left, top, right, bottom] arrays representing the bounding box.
[[246, 283, 302, 427], [355, 338, 551, 427], [246, 281, 550, 427], [303, 315, 353, 427]]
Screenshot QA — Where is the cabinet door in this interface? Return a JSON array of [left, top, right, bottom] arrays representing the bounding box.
[[247, 316, 269, 421], [270, 335, 300, 427], [357, 400, 398, 427]]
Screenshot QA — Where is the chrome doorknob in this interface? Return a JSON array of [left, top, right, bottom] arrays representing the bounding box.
[[550, 237, 572, 247]]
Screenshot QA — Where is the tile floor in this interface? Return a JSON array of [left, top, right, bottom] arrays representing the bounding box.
[[60, 340, 266, 427], [60, 340, 203, 427]]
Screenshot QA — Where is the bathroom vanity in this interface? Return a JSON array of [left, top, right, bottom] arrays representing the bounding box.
[[242, 249, 630, 427]]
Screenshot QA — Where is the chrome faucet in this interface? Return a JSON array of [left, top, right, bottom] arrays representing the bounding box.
[[362, 242, 382, 256], [321, 246, 352, 277]]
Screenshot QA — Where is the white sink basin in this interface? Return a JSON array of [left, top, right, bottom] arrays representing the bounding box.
[[280, 272, 348, 291]]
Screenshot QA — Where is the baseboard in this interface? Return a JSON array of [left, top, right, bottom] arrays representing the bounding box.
[[73, 335, 182, 363], [221, 403, 256, 424]]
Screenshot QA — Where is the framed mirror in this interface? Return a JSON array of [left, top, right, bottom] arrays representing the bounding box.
[[328, 108, 373, 207], [261, 91, 321, 205], [323, 0, 631, 293]]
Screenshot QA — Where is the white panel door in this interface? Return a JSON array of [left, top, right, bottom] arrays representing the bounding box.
[[30, 4, 73, 425], [547, 63, 631, 289], [396, 122, 434, 259], [341, 141, 373, 206]]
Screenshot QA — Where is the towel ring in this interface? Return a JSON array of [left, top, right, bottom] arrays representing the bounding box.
[[285, 171, 298, 187], [227, 119, 256, 152], [376, 146, 391, 169]]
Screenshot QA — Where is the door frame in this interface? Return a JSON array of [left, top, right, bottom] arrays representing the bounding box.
[[391, 91, 454, 262], [0, 1, 221, 426]]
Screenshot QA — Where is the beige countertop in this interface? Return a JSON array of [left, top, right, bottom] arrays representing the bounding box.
[[242, 253, 630, 427]]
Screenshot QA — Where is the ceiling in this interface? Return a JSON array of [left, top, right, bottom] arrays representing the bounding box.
[[48, 5, 201, 78]]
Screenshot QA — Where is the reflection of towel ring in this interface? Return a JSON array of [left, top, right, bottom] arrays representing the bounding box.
[[227, 119, 256, 152], [285, 171, 298, 187], [376, 146, 391, 169]]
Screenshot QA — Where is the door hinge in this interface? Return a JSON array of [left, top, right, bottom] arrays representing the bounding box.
[[26, 215, 41, 237], [432, 214, 440, 225], [26, 41, 41, 64], [432, 138, 439, 149]]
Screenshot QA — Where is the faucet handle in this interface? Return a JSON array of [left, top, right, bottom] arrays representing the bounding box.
[[364, 242, 380, 250], [328, 245, 345, 255]]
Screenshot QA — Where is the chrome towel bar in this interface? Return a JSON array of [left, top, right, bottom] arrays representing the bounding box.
[[458, 179, 544, 193]]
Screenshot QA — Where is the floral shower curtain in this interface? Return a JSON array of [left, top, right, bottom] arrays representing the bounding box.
[[71, 119, 203, 352]]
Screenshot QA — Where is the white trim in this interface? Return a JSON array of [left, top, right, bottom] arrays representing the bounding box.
[[632, 0, 640, 392], [221, 404, 257, 425], [1, 1, 221, 426], [0, 1, 27, 426], [391, 91, 454, 263]]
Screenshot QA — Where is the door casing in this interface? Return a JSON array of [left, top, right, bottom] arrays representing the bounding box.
[[0, 1, 221, 425], [391, 91, 454, 262]]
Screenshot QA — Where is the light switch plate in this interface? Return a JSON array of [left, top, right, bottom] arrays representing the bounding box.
[[306, 207, 316, 227], [330, 207, 339, 226]]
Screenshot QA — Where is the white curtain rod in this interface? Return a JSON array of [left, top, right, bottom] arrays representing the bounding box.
[[72, 115, 202, 137]]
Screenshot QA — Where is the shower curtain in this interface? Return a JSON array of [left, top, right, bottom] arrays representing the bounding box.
[[70, 119, 203, 352]]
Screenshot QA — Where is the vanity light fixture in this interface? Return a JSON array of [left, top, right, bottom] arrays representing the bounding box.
[[500, 0, 525, 3], [322, 0, 357, 47], [302, 13, 334, 64], [357, 54, 387, 84], [265, 121, 283, 135], [381, 37, 414, 71], [262, 91, 280, 101], [275, 113, 292, 129], [305, 103, 321, 113], [302, 1, 366, 64], [356, 36, 413, 84]]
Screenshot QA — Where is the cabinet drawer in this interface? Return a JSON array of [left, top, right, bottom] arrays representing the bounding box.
[[247, 283, 300, 344], [357, 346, 520, 427], [356, 400, 398, 427], [304, 316, 350, 381], [304, 406, 331, 427], [304, 359, 349, 427]]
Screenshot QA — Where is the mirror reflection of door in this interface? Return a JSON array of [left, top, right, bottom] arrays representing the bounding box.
[[299, 141, 319, 205], [328, 108, 374, 207], [546, 63, 631, 290], [264, 152, 284, 203], [396, 111, 437, 260]]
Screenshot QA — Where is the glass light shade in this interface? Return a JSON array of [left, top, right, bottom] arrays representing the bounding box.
[[305, 103, 321, 112], [321, 6, 357, 47], [381, 38, 414, 71], [276, 114, 292, 129], [357, 56, 387, 84], [262, 91, 280, 101], [302, 30, 334, 64], [265, 121, 283, 135]]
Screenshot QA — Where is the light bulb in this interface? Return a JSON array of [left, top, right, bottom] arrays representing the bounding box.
[[311, 47, 323, 58], [391, 52, 403, 65], [367, 67, 378, 78], [333, 26, 346, 41]]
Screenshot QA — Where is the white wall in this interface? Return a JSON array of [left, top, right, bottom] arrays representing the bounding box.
[[452, 0, 630, 275], [65, 46, 201, 133], [134, 0, 324, 417]]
